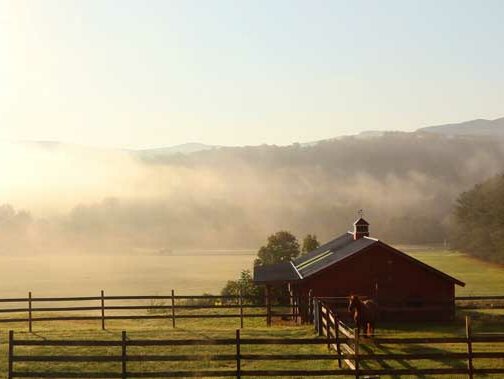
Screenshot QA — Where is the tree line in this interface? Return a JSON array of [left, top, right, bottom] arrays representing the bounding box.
[[449, 173, 504, 263], [223, 169, 504, 302], [3, 131, 504, 254]]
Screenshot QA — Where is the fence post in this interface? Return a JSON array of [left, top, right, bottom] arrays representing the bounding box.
[[335, 314, 342, 368], [8, 330, 13, 379], [294, 295, 299, 324], [121, 331, 127, 379], [317, 301, 323, 336], [326, 309, 331, 349], [354, 328, 360, 379], [452, 297, 456, 321], [466, 316, 473, 379], [239, 288, 244, 329], [308, 290, 313, 323], [171, 289, 176, 328], [291, 291, 296, 322], [236, 329, 241, 379], [28, 291, 32, 333], [291, 294, 295, 323], [265, 286, 271, 327], [100, 290, 105, 330], [312, 299, 317, 332]]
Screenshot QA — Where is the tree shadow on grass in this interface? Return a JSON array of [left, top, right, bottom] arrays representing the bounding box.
[[401, 343, 466, 368], [360, 342, 421, 379], [359, 341, 466, 379]]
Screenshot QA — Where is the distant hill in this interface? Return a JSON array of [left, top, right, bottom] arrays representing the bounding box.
[[5, 117, 504, 252], [418, 117, 504, 138], [15, 141, 220, 157], [137, 143, 220, 157]]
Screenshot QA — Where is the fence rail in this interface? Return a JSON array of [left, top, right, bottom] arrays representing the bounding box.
[[0, 292, 502, 332], [316, 300, 356, 370], [0, 291, 296, 331], [8, 328, 504, 378], [8, 330, 352, 379], [314, 300, 504, 378]]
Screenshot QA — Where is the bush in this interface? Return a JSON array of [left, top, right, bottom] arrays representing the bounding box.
[[221, 270, 263, 305]]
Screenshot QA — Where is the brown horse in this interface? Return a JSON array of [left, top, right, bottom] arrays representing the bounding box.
[[348, 295, 378, 338]]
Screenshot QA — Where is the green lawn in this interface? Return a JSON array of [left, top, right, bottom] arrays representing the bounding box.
[[1, 309, 503, 379], [363, 310, 504, 378], [2, 317, 339, 378]]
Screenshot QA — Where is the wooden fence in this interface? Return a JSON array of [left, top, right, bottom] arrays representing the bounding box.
[[314, 300, 504, 378], [7, 330, 352, 378], [314, 295, 504, 314], [314, 300, 357, 370], [0, 291, 293, 331], [455, 295, 504, 309], [0, 292, 502, 332], [8, 327, 504, 378]]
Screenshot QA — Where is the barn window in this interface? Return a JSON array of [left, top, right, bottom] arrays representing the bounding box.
[[406, 296, 424, 308]]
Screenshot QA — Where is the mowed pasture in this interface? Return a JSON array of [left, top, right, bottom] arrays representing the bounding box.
[[0, 251, 256, 297], [0, 248, 502, 298], [0, 249, 503, 378], [1, 309, 503, 378]]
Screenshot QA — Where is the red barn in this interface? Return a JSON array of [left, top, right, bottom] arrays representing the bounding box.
[[254, 218, 465, 321]]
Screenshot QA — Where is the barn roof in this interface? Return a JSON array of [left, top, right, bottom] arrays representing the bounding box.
[[293, 233, 376, 278], [253, 261, 300, 283], [253, 231, 465, 286]]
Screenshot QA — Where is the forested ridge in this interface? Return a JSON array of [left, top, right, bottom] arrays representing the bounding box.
[[1, 131, 504, 253]]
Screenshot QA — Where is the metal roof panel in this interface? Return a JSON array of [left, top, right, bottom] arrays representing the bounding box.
[[297, 237, 376, 277], [253, 261, 299, 283]]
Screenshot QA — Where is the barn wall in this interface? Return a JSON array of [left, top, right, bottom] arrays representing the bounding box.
[[293, 244, 456, 321]]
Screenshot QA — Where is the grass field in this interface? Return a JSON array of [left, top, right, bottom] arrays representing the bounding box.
[[0, 249, 503, 378], [0, 248, 503, 299], [1, 309, 503, 379], [0, 253, 255, 297]]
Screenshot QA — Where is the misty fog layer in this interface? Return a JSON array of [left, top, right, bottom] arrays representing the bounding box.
[[1, 133, 504, 255]]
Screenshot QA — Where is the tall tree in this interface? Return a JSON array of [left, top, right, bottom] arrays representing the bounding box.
[[449, 174, 504, 263], [254, 231, 300, 266], [302, 234, 320, 254]]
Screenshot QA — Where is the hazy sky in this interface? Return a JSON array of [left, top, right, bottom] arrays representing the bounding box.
[[1, 0, 503, 148]]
